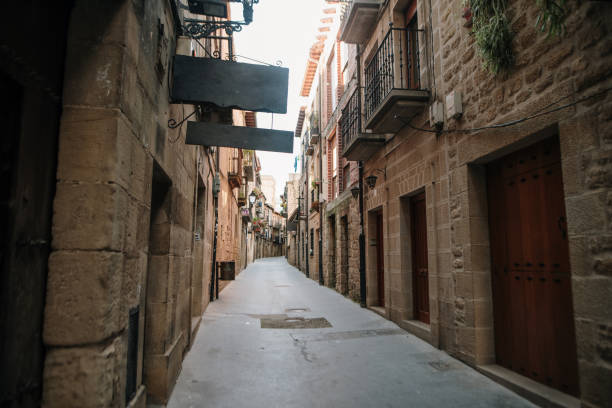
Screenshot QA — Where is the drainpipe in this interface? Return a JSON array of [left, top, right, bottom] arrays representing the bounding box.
[[210, 149, 220, 301], [318, 133, 324, 286], [359, 160, 366, 307], [305, 171, 310, 278], [294, 194, 302, 269], [357, 44, 366, 307], [210, 193, 219, 301]]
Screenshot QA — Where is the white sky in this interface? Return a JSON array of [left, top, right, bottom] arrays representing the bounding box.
[[231, 0, 327, 209]]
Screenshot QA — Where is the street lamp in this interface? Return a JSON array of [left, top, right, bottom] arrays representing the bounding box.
[[249, 191, 257, 206], [365, 175, 377, 189], [365, 168, 386, 189]]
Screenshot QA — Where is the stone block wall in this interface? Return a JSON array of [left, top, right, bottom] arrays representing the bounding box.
[[308, 210, 322, 281], [429, 0, 612, 404], [314, 0, 612, 405], [41, 1, 219, 406]]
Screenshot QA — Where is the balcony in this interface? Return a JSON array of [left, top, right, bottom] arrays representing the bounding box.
[[243, 150, 254, 182], [238, 185, 247, 206], [309, 114, 320, 144], [310, 131, 320, 145], [339, 0, 380, 44], [310, 200, 320, 213], [240, 207, 251, 222], [305, 133, 314, 155], [228, 149, 242, 189], [364, 26, 429, 134], [341, 87, 385, 161]]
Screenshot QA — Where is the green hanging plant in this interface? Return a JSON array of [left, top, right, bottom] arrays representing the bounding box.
[[470, 0, 514, 74], [535, 0, 567, 37], [474, 13, 514, 74], [467, 0, 567, 76]]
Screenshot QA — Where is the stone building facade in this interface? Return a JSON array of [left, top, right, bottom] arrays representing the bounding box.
[[285, 173, 300, 266], [0, 1, 259, 407], [294, 0, 612, 406]]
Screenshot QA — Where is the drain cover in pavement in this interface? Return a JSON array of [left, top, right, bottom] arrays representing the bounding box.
[[285, 307, 310, 313], [260, 316, 332, 329]]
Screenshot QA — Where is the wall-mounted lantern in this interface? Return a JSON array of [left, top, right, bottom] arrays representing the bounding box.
[[350, 185, 360, 199], [365, 175, 377, 189], [365, 168, 386, 190]]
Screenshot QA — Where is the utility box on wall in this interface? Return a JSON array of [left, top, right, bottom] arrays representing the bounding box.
[[445, 91, 463, 120]]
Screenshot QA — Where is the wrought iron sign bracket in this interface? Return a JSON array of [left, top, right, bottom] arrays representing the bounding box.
[[183, 18, 246, 38], [182, 0, 260, 38], [168, 108, 198, 129]]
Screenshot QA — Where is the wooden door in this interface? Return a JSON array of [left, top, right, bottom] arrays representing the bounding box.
[[376, 211, 385, 306], [411, 193, 430, 324], [404, 2, 419, 89], [487, 137, 579, 396]]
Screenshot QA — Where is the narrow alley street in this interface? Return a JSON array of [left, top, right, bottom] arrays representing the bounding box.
[[166, 257, 534, 408], [3, 1, 612, 407]]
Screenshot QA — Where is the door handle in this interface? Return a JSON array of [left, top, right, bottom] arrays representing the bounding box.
[[558, 216, 567, 239]]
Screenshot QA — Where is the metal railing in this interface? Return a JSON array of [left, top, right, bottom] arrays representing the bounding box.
[[341, 87, 361, 153], [228, 149, 242, 178], [364, 25, 425, 121], [310, 113, 320, 136]]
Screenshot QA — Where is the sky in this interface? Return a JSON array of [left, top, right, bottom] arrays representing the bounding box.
[[230, 0, 327, 209]]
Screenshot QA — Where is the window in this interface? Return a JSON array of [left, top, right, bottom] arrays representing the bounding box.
[[341, 42, 348, 72], [405, 2, 420, 89], [310, 228, 314, 256], [333, 176, 337, 199], [329, 49, 338, 111], [343, 165, 350, 192], [333, 146, 338, 177]]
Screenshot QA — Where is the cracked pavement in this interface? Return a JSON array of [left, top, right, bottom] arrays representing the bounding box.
[[166, 257, 535, 408]]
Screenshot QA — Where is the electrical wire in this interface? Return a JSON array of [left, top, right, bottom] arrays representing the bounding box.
[[395, 86, 612, 135]]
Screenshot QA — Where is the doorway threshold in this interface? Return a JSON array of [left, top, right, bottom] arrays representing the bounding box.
[[368, 306, 386, 318], [477, 364, 580, 408], [399, 319, 431, 343]]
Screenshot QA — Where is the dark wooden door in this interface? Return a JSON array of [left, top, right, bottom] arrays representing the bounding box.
[[376, 211, 385, 306], [487, 137, 579, 396], [404, 2, 419, 89], [411, 193, 429, 324]]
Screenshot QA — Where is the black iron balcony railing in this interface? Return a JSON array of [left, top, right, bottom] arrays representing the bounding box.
[[341, 88, 361, 155], [364, 25, 425, 122], [305, 130, 314, 155]]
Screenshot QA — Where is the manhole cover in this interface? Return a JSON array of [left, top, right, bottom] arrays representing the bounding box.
[[285, 307, 310, 313], [274, 284, 291, 288], [260, 317, 332, 329]]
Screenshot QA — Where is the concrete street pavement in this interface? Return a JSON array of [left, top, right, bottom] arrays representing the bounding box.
[[166, 257, 535, 408]]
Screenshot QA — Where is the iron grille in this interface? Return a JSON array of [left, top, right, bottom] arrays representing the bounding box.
[[125, 306, 139, 403], [340, 88, 361, 155], [364, 26, 424, 121]]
